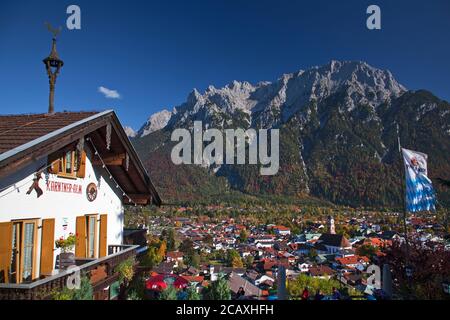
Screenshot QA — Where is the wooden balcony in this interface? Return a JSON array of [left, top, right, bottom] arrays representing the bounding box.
[[0, 244, 138, 300]]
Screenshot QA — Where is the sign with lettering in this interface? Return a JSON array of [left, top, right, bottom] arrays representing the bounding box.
[[62, 217, 68, 231], [46, 180, 82, 194]]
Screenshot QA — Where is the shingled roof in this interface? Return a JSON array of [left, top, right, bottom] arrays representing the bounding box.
[[0, 112, 98, 154]]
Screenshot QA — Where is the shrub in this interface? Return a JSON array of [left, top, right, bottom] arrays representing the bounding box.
[[159, 285, 178, 300], [52, 274, 93, 300], [115, 257, 135, 284], [187, 285, 201, 300]]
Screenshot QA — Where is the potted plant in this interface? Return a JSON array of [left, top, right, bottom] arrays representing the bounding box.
[[55, 233, 76, 269]]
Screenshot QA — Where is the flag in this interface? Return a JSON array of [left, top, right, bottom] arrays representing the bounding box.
[[402, 148, 436, 212]]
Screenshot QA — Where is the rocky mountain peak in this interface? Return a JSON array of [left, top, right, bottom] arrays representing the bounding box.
[[140, 60, 408, 131]]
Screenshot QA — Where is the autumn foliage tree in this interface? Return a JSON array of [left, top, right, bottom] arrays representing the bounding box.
[[381, 240, 450, 300], [142, 237, 166, 269]]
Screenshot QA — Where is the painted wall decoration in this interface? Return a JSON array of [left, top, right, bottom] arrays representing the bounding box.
[[86, 182, 98, 202]]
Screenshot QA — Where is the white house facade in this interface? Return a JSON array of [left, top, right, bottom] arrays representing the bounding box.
[[0, 111, 160, 299]]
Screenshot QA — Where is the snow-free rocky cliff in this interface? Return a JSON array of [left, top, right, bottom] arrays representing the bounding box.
[[131, 60, 450, 207], [138, 60, 406, 132]]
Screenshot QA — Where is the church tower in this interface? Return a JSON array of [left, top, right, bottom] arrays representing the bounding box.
[[328, 215, 336, 234]]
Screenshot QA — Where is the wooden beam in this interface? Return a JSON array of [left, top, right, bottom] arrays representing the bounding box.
[[123, 194, 151, 205], [92, 153, 126, 166]]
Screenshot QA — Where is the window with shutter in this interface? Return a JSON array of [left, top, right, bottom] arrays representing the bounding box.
[[40, 219, 55, 276], [0, 222, 13, 283], [76, 150, 87, 178], [99, 215, 108, 257], [75, 216, 87, 258], [86, 215, 98, 258], [48, 148, 85, 179], [1, 220, 38, 283]]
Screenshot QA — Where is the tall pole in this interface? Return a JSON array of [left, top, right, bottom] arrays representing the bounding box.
[[397, 123, 412, 299], [43, 25, 63, 114], [48, 72, 55, 114], [397, 124, 410, 253], [397, 123, 409, 251]]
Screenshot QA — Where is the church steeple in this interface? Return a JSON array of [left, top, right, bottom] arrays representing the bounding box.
[[328, 215, 336, 234]]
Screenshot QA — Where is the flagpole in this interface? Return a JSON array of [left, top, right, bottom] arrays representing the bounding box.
[[396, 124, 410, 257]]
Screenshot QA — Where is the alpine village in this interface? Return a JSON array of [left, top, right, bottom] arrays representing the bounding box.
[[0, 32, 449, 302]]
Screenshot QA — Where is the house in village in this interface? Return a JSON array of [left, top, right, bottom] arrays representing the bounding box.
[[298, 262, 312, 273], [254, 274, 275, 287], [308, 265, 335, 279], [228, 272, 262, 299], [166, 251, 184, 267], [272, 225, 291, 236], [317, 234, 352, 254], [0, 34, 163, 300], [334, 255, 370, 271], [209, 265, 246, 281], [0, 110, 161, 300]]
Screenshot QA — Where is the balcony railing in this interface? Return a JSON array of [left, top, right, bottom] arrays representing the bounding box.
[[0, 244, 138, 300]]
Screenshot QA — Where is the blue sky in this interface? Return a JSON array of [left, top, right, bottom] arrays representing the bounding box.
[[0, 0, 449, 130]]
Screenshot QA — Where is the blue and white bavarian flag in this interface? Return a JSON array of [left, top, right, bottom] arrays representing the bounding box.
[[402, 148, 436, 212]]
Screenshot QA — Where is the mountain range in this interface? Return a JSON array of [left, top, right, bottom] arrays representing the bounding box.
[[130, 60, 450, 208]]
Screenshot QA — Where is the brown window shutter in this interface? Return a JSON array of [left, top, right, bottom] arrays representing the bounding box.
[[48, 158, 60, 174], [76, 151, 87, 178], [40, 219, 55, 275], [0, 222, 13, 283], [75, 216, 87, 258], [99, 214, 108, 257]]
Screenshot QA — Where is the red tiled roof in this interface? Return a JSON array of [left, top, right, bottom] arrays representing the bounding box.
[[365, 237, 384, 247], [273, 225, 290, 231], [0, 112, 99, 154], [181, 275, 204, 283], [335, 255, 370, 266], [261, 258, 289, 270], [167, 251, 184, 259]]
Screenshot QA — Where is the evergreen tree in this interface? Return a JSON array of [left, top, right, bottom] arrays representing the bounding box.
[[167, 228, 176, 251], [159, 285, 178, 300], [179, 238, 194, 256], [188, 252, 201, 268], [187, 286, 201, 300], [204, 273, 231, 300]]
